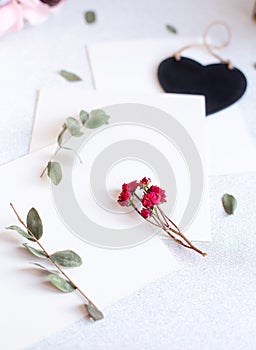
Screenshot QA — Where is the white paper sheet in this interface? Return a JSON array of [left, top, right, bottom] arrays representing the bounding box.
[[0, 145, 180, 350], [30, 89, 211, 242], [87, 38, 256, 176]]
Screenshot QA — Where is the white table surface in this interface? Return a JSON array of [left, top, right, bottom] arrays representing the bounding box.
[[0, 0, 256, 349]]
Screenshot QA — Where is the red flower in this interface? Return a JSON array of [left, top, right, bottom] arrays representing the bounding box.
[[141, 208, 151, 218], [118, 190, 131, 207], [149, 186, 166, 203], [122, 180, 139, 193], [140, 177, 151, 186], [142, 192, 160, 207]]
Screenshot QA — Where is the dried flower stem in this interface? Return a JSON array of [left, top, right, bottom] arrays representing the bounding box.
[[10, 203, 101, 317], [132, 195, 206, 257]]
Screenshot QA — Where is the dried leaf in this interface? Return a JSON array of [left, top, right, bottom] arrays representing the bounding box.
[[47, 161, 62, 186], [79, 110, 89, 125], [27, 208, 43, 240], [85, 11, 96, 24], [49, 274, 75, 293], [222, 193, 237, 215], [57, 124, 67, 147], [166, 24, 177, 34], [30, 262, 60, 274], [59, 70, 82, 82], [86, 109, 110, 129], [6, 225, 35, 241], [50, 250, 82, 267], [65, 117, 83, 137], [85, 303, 104, 321], [23, 243, 47, 259]]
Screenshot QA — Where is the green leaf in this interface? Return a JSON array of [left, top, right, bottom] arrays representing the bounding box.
[[57, 124, 67, 147], [166, 24, 177, 34], [65, 117, 83, 137], [86, 110, 110, 129], [6, 225, 35, 241], [85, 10, 96, 24], [85, 303, 104, 321], [49, 274, 75, 293], [79, 110, 89, 125], [30, 262, 60, 274], [47, 161, 62, 186], [23, 243, 47, 259], [59, 70, 82, 82], [27, 207, 43, 240], [222, 193, 237, 215], [50, 250, 82, 267]]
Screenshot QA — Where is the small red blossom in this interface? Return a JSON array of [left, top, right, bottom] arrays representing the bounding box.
[[122, 180, 139, 193], [118, 190, 131, 207], [140, 177, 151, 186], [149, 185, 166, 203], [142, 191, 160, 207], [141, 208, 151, 218]]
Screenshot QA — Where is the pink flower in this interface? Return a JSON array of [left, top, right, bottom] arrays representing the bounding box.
[[142, 192, 159, 207], [0, 0, 63, 36], [140, 177, 151, 186], [0, 1, 23, 36], [118, 190, 131, 207], [141, 208, 151, 219]]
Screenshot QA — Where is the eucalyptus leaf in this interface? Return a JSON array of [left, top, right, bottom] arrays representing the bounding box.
[[27, 207, 43, 240], [65, 117, 83, 137], [57, 124, 67, 147], [85, 303, 104, 321], [6, 225, 35, 241], [50, 250, 82, 267], [47, 161, 62, 186], [222, 193, 237, 215], [23, 243, 47, 259], [166, 24, 177, 34], [86, 109, 110, 129], [59, 70, 82, 82], [49, 274, 75, 293], [85, 10, 96, 24], [79, 110, 89, 125], [30, 262, 60, 274]]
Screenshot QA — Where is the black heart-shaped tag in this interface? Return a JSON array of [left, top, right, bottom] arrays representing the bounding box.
[[157, 57, 247, 115]]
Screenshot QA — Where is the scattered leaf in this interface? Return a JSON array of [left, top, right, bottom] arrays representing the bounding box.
[[86, 109, 110, 129], [166, 24, 177, 34], [50, 250, 82, 267], [57, 124, 67, 147], [47, 161, 62, 186], [59, 70, 82, 82], [23, 243, 47, 259], [27, 207, 43, 240], [65, 117, 83, 137], [30, 262, 60, 274], [49, 274, 76, 293], [85, 10, 96, 24], [6, 225, 35, 241], [79, 110, 89, 125], [222, 193, 237, 215], [85, 303, 104, 321]]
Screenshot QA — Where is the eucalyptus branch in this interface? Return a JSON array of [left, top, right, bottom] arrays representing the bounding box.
[[41, 109, 111, 185], [8, 203, 103, 321]]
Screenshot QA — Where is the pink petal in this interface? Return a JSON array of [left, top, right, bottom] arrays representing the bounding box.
[[19, 0, 50, 25], [0, 1, 23, 36]]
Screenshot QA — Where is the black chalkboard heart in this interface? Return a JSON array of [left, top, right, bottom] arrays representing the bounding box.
[[157, 57, 247, 115]]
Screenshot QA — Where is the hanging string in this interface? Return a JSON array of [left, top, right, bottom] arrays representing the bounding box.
[[173, 21, 234, 70]]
